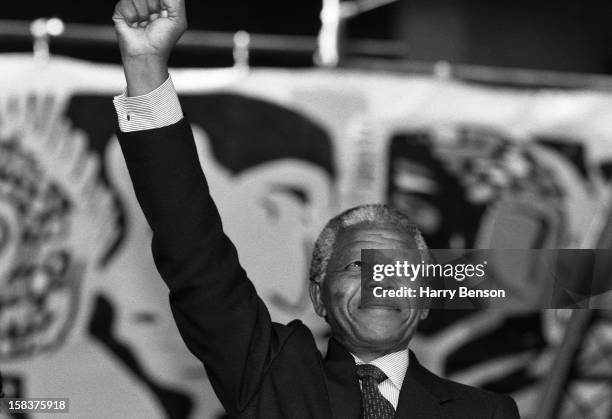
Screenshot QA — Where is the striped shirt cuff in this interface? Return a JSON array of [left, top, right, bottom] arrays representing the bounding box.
[[113, 76, 183, 132]]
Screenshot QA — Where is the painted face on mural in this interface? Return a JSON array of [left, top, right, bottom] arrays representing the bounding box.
[[94, 98, 336, 417], [189, 119, 334, 333], [310, 224, 428, 358]]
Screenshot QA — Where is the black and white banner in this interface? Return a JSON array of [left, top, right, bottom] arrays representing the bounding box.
[[1, 55, 611, 418]]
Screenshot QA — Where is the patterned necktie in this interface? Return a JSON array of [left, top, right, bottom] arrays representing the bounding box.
[[356, 364, 395, 419]]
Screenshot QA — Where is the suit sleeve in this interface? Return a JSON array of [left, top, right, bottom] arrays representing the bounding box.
[[492, 395, 521, 419], [118, 118, 280, 415]]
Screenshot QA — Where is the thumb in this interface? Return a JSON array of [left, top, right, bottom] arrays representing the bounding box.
[[160, 0, 186, 19]]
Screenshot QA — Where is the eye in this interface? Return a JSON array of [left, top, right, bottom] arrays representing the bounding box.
[[344, 261, 362, 271]]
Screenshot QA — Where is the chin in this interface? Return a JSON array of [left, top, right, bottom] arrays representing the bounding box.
[[354, 324, 412, 348]]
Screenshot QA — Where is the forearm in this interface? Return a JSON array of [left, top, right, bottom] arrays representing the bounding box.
[[113, 0, 186, 96], [122, 56, 168, 97]]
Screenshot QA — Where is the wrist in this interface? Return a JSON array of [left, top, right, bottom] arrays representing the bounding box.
[[122, 54, 169, 97]]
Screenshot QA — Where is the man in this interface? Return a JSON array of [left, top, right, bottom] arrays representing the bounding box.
[[112, 0, 520, 417]]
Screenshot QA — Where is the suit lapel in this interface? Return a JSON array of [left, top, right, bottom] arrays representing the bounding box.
[[322, 343, 453, 419], [323, 338, 362, 419], [394, 351, 453, 419]]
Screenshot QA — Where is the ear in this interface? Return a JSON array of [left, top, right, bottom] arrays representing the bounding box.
[[309, 281, 327, 318]]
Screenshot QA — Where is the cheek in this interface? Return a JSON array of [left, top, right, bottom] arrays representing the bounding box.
[[329, 289, 346, 308], [326, 277, 360, 308]]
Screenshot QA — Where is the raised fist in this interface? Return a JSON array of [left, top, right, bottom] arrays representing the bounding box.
[[113, 0, 187, 62]]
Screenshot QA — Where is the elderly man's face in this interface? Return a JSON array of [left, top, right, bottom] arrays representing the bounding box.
[[310, 223, 428, 358]]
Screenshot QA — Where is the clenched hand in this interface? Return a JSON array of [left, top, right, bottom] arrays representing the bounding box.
[[113, 0, 187, 96]]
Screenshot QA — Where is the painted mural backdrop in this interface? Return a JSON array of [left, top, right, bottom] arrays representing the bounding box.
[[0, 55, 611, 418]]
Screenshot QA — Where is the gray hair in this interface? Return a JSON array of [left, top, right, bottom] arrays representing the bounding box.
[[309, 204, 429, 283]]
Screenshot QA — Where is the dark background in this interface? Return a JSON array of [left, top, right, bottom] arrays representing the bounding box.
[[3, 0, 612, 71]]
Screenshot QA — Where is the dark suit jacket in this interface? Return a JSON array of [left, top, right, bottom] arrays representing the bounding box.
[[118, 118, 520, 419]]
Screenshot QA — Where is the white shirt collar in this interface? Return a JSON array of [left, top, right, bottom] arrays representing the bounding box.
[[352, 349, 410, 390]]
